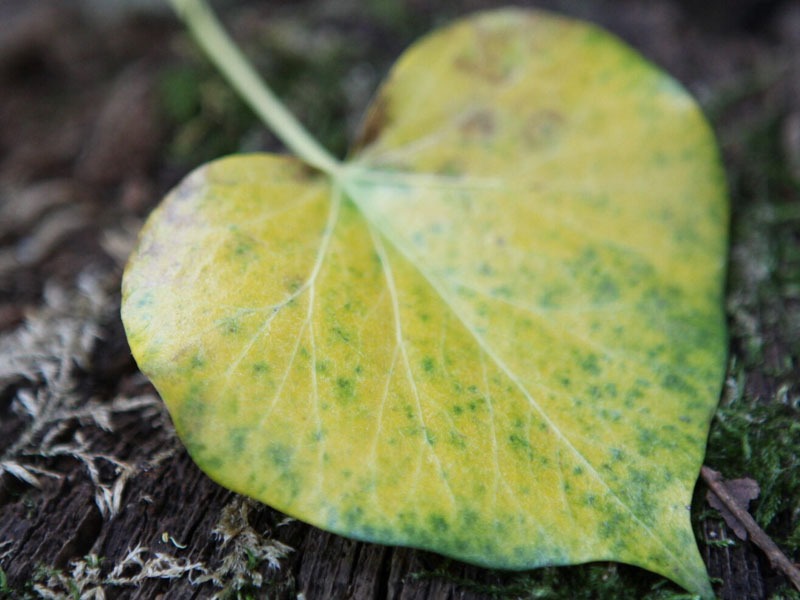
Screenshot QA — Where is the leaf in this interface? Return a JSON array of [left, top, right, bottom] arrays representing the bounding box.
[[121, 8, 727, 597]]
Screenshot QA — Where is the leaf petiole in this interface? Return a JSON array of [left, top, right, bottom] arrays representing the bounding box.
[[168, 0, 341, 175]]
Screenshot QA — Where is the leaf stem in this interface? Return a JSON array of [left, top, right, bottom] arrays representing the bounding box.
[[169, 0, 341, 175]]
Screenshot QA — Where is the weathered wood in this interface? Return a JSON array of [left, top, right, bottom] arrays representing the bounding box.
[[702, 517, 770, 600], [0, 300, 785, 597]]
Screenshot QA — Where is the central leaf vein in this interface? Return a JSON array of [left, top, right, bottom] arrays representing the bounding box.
[[347, 173, 689, 570]]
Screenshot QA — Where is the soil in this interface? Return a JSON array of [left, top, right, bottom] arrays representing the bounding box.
[[1, 1, 799, 598]]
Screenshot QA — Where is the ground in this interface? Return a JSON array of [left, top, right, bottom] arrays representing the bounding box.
[[0, 0, 799, 598]]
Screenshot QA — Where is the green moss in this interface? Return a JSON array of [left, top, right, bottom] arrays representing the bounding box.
[[408, 561, 699, 600], [0, 568, 10, 598], [158, 62, 257, 164], [698, 56, 800, 597], [705, 372, 800, 552]]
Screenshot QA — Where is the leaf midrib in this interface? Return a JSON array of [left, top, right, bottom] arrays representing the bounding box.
[[337, 167, 701, 587]]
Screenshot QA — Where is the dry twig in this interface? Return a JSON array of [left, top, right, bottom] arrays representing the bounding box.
[[702, 465, 800, 592]]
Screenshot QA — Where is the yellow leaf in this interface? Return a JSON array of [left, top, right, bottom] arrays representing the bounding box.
[[122, 9, 727, 597]]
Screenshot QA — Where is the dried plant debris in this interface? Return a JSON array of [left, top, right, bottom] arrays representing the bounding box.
[[31, 547, 210, 600], [706, 476, 760, 541], [702, 467, 800, 592], [0, 269, 170, 516], [0, 271, 105, 385], [0, 247, 293, 597], [210, 497, 294, 595], [28, 497, 293, 599]]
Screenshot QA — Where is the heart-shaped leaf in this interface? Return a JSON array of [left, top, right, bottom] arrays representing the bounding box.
[[122, 8, 727, 597]]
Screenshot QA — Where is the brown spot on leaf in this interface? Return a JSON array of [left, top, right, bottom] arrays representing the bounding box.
[[454, 27, 517, 84], [459, 109, 496, 140], [454, 55, 508, 84], [290, 159, 326, 183], [351, 95, 390, 153]]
